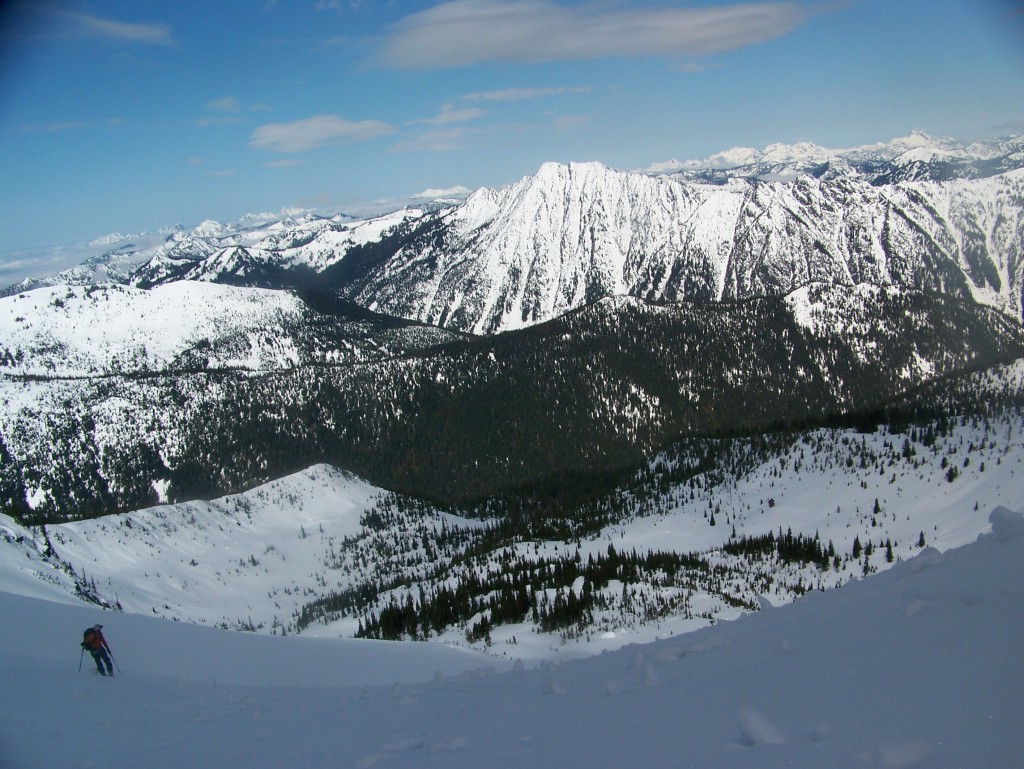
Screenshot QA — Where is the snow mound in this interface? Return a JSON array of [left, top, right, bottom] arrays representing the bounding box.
[[988, 506, 1024, 542]]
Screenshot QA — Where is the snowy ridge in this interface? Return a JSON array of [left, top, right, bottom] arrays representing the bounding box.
[[0, 207, 413, 297], [1, 276, 1021, 519], [360, 161, 741, 333], [0, 282, 314, 377], [5, 131, 1023, 336], [656, 129, 1024, 180], [350, 160, 1024, 333]]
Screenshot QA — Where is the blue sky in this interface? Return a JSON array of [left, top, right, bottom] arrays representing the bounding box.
[[1, 0, 1023, 281]]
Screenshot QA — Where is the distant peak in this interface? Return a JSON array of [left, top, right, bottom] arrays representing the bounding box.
[[89, 233, 132, 247], [191, 219, 224, 238]]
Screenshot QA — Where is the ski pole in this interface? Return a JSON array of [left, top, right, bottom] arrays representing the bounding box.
[[79, 647, 84, 672], [109, 653, 121, 674]]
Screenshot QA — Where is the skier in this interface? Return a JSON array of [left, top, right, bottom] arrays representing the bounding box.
[[82, 624, 114, 677]]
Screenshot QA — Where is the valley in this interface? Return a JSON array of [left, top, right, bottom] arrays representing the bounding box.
[[2, 130, 1024, 654]]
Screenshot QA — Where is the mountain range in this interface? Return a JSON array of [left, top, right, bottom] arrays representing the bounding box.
[[2, 130, 1024, 649], [5, 131, 1024, 335]]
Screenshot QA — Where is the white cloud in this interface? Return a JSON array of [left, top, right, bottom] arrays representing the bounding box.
[[391, 126, 471, 153], [198, 97, 269, 127], [673, 60, 722, 74], [265, 158, 306, 168], [250, 115, 395, 153], [197, 116, 243, 127], [18, 118, 124, 134], [314, 0, 369, 12], [415, 103, 487, 126], [62, 11, 174, 46], [206, 97, 243, 113], [18, 120, 94, 134], [375, 0, 817, 68], [461, 86, 592, 102]]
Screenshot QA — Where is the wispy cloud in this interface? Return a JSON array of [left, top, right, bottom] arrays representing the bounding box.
[[414, 103, 487, 126], [265, 158, 306, 168], [374, 0, 818, 68], [673, 61, 723, 74], [198, 97, 270, 127], [206, 97, 243, 113], [198, 116, 243, 127], [250, 114, 396, 153], [61, 11, 174, 46], [18, 118, 122, 134], [461, 86, 592, 102], [315, 0, 370, 11], [18, 120, 94, 134], [391, 126, 472, 153], [553, 114, 589, 131]]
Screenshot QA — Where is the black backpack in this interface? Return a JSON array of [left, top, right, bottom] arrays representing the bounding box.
[[81, 627, 97, 649]]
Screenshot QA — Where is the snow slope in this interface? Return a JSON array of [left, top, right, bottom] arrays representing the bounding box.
[[2, 506, 1022, 769], [349, 163, 1024, 334], [0, 282, 314, 376], [4, 405, 1022, 660]]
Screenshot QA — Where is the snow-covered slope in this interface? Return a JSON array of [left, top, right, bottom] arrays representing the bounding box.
[[352, 163, 1024, 333], [0, 282, 319, 376], [4, 399, 1022, 657], [3, 505, 1022, 769], [656, 130, 1024, 183], [0, 208, 415, 297]]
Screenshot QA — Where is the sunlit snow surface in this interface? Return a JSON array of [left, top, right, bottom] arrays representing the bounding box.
[[2, 507, 1022, 769]]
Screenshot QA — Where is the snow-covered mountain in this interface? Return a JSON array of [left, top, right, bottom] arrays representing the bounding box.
[[0, 208, 411, 297], [3, 277, 1021, 518], [344, 158, 1024, 333], [5, 131, 1022, 335], [653, 130, 1024, 183], [1, 133, 1023, 769]]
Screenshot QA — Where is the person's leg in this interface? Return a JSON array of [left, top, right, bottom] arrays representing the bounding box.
[[91, 650, 107, 675], [101, 650, 113, 676]]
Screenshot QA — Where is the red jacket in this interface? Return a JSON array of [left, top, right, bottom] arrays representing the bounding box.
[[84, 628, 110, 652]]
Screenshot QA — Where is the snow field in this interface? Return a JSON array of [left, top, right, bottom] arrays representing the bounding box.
[[2, 506, 1022, 769]]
